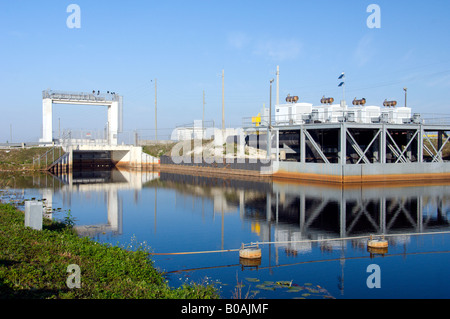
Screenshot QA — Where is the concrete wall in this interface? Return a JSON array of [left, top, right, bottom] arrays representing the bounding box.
[[274, 161, 450, 183], [64, 145, 158, 169]]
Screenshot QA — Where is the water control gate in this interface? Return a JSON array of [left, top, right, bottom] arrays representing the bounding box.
[[40, 90, 123, 145]]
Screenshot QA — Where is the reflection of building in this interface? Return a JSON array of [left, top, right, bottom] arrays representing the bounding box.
[[249, 182, 450, 255], [43, 169, 159, 237], [37, 169, 450, 258], [157, 172, 450, 258]]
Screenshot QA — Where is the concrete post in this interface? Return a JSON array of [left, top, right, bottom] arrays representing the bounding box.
[[300, 127, 305, 163], [25, 201, 43, 230], [108, 102, 119, 145], [42, 98, 53, 143]]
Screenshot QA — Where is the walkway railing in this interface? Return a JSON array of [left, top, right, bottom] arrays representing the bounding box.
[[32, 145, 64, 170], [42, 89, 120, 102]]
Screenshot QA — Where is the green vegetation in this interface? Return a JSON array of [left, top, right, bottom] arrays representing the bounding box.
[[0, 147, 62, 171], [142, 143, 177, 158], [0, 203, 218, 299], [142, 139, 214, 158], [423, 139, 450, 160]]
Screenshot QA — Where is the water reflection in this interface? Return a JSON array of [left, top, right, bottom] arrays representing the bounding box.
[[10, 169, 450, 298], [29, 170, 159, 237], [265, 182, 450, 253], [30, 170, 450, 250]]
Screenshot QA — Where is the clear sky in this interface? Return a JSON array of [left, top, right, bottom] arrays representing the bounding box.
[[1, 0, 450, 142]]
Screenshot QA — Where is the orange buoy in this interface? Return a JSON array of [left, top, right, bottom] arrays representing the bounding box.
[[367, 235, 388, 249], [239, 243, 262, 259], [239, 257, 261, 268], [367, 235, 388, 256]]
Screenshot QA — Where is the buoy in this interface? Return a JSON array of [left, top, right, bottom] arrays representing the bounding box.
[[367, 235, 388, 249], [239, 257, 261, 268], [367, 235, 388, 256], [239, 243, 262, 259]]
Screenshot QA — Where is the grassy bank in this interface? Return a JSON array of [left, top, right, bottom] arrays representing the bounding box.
[[0, 147, 61, 171], [0, 203, 218, 299], [142, 143, 177, 158]]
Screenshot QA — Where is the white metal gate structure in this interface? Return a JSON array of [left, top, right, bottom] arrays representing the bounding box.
[[41, 90, 123, 145]]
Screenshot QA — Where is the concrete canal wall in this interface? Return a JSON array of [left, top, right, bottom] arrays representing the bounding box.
[[159, 156, 450, 184], [50, 145, 159, 173], [272, 161, 450, 183]]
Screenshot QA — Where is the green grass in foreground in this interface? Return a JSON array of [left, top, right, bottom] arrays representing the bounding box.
[[0, 203, 218, 299]]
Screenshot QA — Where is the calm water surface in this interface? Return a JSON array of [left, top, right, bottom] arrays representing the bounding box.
[[4, 170, 450, 299]]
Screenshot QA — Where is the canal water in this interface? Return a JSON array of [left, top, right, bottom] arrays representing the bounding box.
[[2, 170, 450, 299]]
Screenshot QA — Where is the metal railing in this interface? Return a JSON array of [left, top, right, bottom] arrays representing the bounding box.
[[32, 145, 64, 170], [160, 155, 271, 170], [58, 129, 108, 148], [243, 110, 421, 127], [42, 89, 120, 102], [420, 113, 450, 125], [244, 111, 450, 128], [56, 129, 141, 147]]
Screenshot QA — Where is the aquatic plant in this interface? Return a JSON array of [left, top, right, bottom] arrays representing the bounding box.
[[243, 277, 335, 299]]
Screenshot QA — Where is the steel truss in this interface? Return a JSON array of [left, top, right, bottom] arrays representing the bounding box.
[[272, 123, 450, 164], [268, 184, 450, 239]]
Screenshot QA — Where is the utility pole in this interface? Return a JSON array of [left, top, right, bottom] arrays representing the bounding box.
[[276, 65, 280, 106], [268, 79, 274, 160], [202, 90, 205, 139], [222, 69, 225, 131], [155, 78, 157, 141], [269, 79, 274, 128]]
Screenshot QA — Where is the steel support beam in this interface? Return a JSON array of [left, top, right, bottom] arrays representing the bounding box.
[[303, 128, 330, 164], [394, 130, 419, 164], [339, 123, 347, 165], [386, 130, 409, 163], [300, 127, 305, 163], [346, 128, 371, 164]]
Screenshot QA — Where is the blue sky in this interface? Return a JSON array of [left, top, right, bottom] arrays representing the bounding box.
[[1, 0, 450, 142]]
